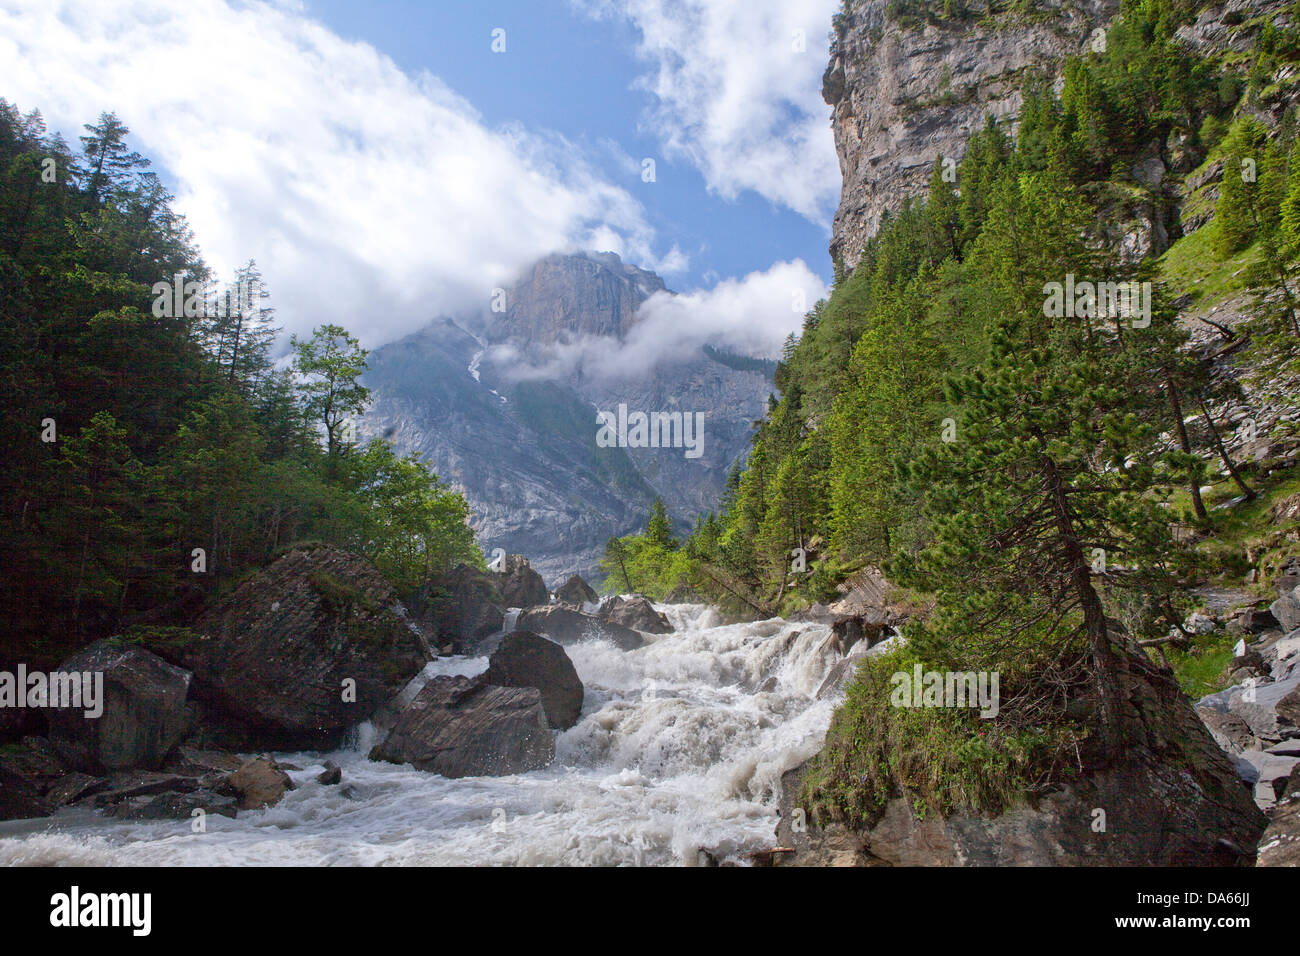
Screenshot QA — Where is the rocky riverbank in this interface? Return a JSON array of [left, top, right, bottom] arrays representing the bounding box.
[[0, 546, 663, 826]]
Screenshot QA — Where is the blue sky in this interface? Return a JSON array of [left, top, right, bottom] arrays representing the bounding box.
[[0, 0, 841, 358], [306, 0, 833, 292]]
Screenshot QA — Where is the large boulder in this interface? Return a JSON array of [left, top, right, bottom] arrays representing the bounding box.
[[412, 564, 505, 654], [492, 554, 550, 609], [224, 756, 296, 810], [45, 641, 194, 774], [600, 595, 672, 634], [486, 631, 583, 729], [1257, 765, 1300, 866], [1272, 557, 1300, 632], [172, 546, 431, 750], [777, 652, 1266, 866], [1208, 675, 1300, 742], [369, 674, 553, 777], [516, 606, 644, 651], [555, 574, 599, 607]]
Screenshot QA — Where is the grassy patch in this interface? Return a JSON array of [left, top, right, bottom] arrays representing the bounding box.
[[1188, 469, 1300, 587], [309, 571, 376, 615], [118, 625, 203, 657], [1166, 629, 1237, 699], [1158, 225, 1259, 310], [798, 643, 1083, 828]]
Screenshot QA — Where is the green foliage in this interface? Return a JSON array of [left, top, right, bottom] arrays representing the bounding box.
[[0, 100, 480, 664], [799, 643, 1083, 826], [1213, 117, 1284, 257]]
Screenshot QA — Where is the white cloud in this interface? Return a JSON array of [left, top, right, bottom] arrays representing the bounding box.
[[491, 258, 826, 380], [0, 0, 662, 348], [578, 0, 841, 225]]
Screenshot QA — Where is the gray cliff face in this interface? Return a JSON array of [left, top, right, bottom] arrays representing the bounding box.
[[489, 251, 667, 345], [824, 0, 1120, 270], [825, 0, 1296, 269], [360, 253, 770, 584]]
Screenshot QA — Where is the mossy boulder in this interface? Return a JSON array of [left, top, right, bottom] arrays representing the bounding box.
[[175, 546, 431, 750]]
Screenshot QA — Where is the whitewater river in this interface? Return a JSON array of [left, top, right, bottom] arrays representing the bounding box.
[[0, 604, 845, 866]]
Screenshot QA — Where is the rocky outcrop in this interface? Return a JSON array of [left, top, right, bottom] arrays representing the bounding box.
[[493, 554, 550, 609], [171, 546, 431, 750], [516, 606, 645, 651], [824, 0, 1121, 270], [368, 674, 554, 777], [555, 574, 599, 606], [600, 595, 672, 634], [45, 641, 194, 774], [412, 563, 504, 653], [485, 631, 584, 730], [778, 649, 1266, 866]]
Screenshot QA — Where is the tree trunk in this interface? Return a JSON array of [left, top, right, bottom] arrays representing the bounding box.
[[1197, 399, 1256, 501], [1042, 452, 1132, 764], [1164, 371, 1207, 520]]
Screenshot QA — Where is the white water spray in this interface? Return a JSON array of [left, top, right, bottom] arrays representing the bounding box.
[[0, 604, 847, 866]]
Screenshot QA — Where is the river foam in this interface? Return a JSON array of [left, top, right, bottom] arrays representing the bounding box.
[[0, 604, 844, 866]]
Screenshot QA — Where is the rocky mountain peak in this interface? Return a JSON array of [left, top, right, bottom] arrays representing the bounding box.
[[486, 250, 669, 348]]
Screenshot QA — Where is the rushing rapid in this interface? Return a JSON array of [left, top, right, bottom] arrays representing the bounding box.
[[0, 604, 846, 866]]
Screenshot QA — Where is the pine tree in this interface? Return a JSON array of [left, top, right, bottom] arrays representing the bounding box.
[[645, 497, 675, 550], [893, 171, 1183, 761], [74, 112, 149, 205]]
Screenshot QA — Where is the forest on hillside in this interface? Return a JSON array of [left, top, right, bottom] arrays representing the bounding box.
[[0, 107, 481, 670], [602, 0, 1300, 820]]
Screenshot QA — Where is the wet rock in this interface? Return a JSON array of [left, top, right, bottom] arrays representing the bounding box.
[[85, 771, 200, 808], [492, 554, 550, 609], [172, 546, 431, 750], [486, 631, 584, 730], [555, 574, 599, 606], [830, 614, 893, 656], [0, 764, 48, 821], [225, 756, 296, 810], [517, 606, 644, 651], [369, 674, 553, 778], [317, 761, 342, 786], [45, 640, 194, 775], [106, 790, 238, 820], [600, 595, 672, 634], [411, 563, 504, 653], [43, 772, 107, 808], [162, 748, 245, 776]]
